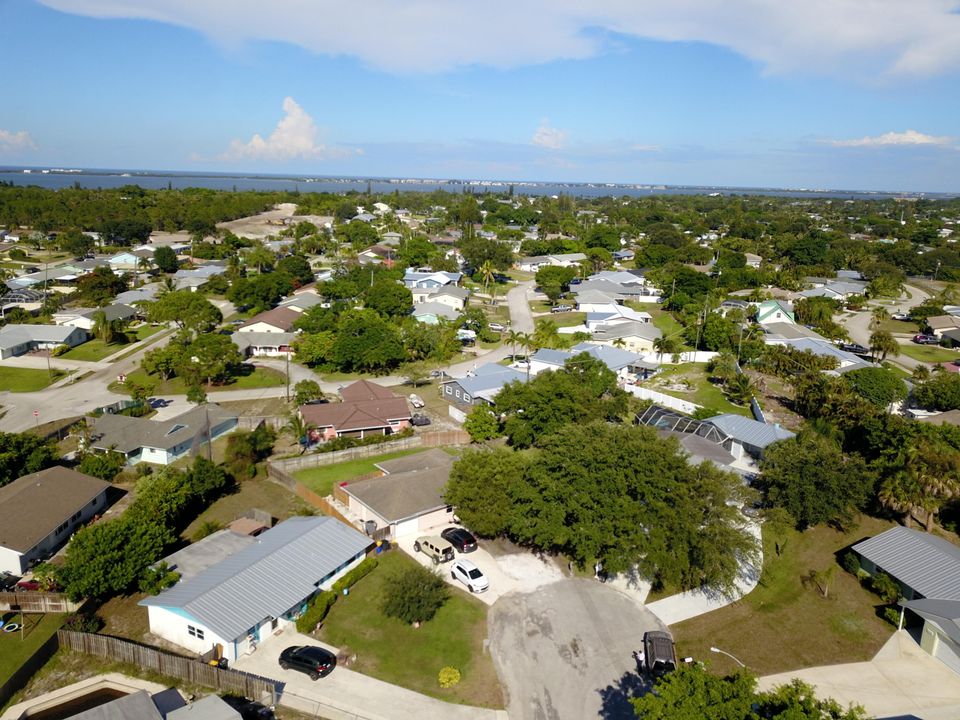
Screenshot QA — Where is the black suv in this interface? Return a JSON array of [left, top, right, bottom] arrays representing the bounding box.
[[643, 630, 677, 678], [279, 645, 336, 680], [441, 527, 478, 553]]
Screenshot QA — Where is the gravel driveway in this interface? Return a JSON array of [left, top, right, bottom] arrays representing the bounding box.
[[488, 578, 666, 720]]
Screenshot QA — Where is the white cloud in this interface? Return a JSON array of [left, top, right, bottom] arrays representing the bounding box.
[[828, 129, 954, 147], [38, 0, 960, 78], [219, 97, 355, 162], [532, 121, 567, 150], [0, 129, 37, 154]]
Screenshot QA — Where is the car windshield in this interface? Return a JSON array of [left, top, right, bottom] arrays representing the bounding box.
[[467, 569, 483, 579]]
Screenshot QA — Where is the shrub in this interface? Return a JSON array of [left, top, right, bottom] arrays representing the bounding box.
[[51, 344, 71, 357], [381, 564, 449, 625], [62, 612, 103, 633], [438, 666, 461, 688], [192, 520, 224, 541], [841, 551, 861, 576], [296, 591, 337, 633], [870, 572, 901, 604], [139, 562, 180, 595], [331, 557, 378, 595], [882, 606, 902, 627], [317, 428, 414, 454]]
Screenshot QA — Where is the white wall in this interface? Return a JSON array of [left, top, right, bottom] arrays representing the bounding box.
[[625, 385, 702, 414], [146, 606, 232, 659], [238, 322, 287, 333], [0, 546, 24, 575]]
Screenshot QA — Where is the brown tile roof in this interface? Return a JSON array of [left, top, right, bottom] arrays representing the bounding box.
[[0, 466, 111, 553], [300, 397, 411, 432], [340, 379, 398, 402], [239, 306, 300, 332]]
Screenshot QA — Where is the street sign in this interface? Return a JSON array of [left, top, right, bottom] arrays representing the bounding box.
[[117, 374, 126, 384], [33, 410, 39, 418]]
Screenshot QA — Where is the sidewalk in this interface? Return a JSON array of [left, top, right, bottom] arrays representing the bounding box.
[[644, 520, 762, 625]]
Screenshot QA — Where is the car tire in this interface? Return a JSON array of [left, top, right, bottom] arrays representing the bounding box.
[[280, 661, 289, 670], [413, 541, 421, 552], [432, 556, 439, 565], [309, 671, 319, 681], [451, 571, 457, 579]]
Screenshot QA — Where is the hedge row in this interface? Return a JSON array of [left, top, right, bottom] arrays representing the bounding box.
[[295, 557, 379, 633]]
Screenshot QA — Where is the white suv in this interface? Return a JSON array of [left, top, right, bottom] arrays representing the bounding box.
[[451, 559, 489, 593]]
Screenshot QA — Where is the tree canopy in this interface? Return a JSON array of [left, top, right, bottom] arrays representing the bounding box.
[[0, 432, 59, 488]]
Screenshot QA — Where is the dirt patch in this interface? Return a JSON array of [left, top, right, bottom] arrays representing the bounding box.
[[746, 370, 804, 431], [216, 204, 333, 241]]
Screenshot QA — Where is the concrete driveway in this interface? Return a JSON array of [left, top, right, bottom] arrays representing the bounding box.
[[232, 627, 506, 720], [757, 630, 960, 720], [395, 533, 563, 605], [488, 578, 666, 720]]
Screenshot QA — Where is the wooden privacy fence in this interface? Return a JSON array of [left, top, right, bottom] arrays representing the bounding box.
[[0, 592, 82, 613], [57, 630, 279, 705]]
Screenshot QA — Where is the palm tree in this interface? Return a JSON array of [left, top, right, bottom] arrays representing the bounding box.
[[612, 337, 627, 349], [91, 310, 117, 344], [158, 276, 177, 297], [479, 260, 496, 298], [137, 255, 154, 287], [869, 306, 890, 331], [533, 319, 560, 350], [869, 329, 900, 361], [653, 335, 679, 365], [505, 329, 522, 360], [727, 374, 755, 406], [282, 413, 315, 455]]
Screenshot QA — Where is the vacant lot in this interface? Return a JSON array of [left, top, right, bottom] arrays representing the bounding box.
[[898, 343, 960, 363], [0, 367, 64, 392], [111, 366, 286, 396], [672, 515, 896, 676], [642, 363, 751, 417], [318, 551, 503, 708], [60, 326, 164, 363], [294, 448, 425, 498], [181, 478, 315, 541]]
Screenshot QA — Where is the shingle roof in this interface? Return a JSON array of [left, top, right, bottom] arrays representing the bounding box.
[[340, 379, 398, 402], [140, 516, 371, 641], [0, 467, 110, 553], [704, 414, 795, 450], [853, 526, 960, 600], [68, 690, 164, 720], [238, 306, 300, 332], [344, 449, 455, 523], [300, 386, 410, 432], [0, 324, 86, 351], [450, 364, 527, 399], [231, 332, 296, 353], [589, 321, 662, 343], [412, 301, 459, 321], [570, 342, 645, 370], [92, 403, 237, 454]]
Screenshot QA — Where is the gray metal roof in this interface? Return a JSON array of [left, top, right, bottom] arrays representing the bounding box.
[[854, 527, 960, 601], [901, 598, 960, 645], [451, 364, 527, 397], [66, 690, 164, 720], [0, 323, 86, 352], [705, 414, 795, 450], [141, 516, 372, 642], [167, 694, 241, 720], [159, 529, 256, 582]]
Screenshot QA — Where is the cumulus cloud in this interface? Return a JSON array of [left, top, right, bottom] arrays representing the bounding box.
[[0, 129, 37, 154], [38, 0, 960, 78], [219, 97, 355, 162], [828, 129, 954, 147], [532, 121, 567, 150]]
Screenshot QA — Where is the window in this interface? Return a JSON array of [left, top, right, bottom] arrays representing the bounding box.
[[445, 385, 452, 395], [463, 393, 471, 403], [455, 389, 461, 398], [187, 625, 205, 640]]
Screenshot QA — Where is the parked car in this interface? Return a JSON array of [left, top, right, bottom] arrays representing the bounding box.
[[488, 322, 506, 332], [891, 313, 911, 321], [840, 342, 870, 355], [643, 630, 677, 678], [413, 536, 455, 564], [411, 413, 431, 426], [913, 334, 940, 345], [441, 526, 478, 553], [451, 559, 489, 593], [0, 572, 18, 592], [278, 645, 337, 680], [15, 580, 40, 591], [551, 304, 573, 313], [409, 394, 425, 408]]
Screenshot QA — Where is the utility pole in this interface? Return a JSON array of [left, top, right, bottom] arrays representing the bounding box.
[[285, 350, 291, 403]]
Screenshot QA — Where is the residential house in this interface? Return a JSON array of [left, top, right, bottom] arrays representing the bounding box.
[[90, 403, 238, 465], [587, 321, 662, 354], [278, 293, 325, 313], [718, 299, 752, 317], [352, 212, 375, 223], [402, 268, 462, 289], [411, 285, 469, 312], [411, 301, 459, 324], [357, 245, 396, 266], [231, 331, 295, 358], [585, 305, 653, 331], [115, 284, 160, 306], [612, 249, 636, 263], [381, 231, 402, 246], [341, 449, 456, 539], [702, 414, 795, 459], [744, 252, 762, 268], [0, 466, 111, 574], [140, 516, 371, 661], [238, 307, 300, 333], [926, 315, 960, 339], [441, 363, 527, 406], [0, 323, 87, 359], [173, 264, 227, 292], [300, 380, 411, 441], [0, 287, 46, 316], [755, 300, 795, 327], [515, 253, 587, 272], [853, 526, 960, 673], [55, 303, 137, 331], [528, 342, 645, 380], [108, 249, 154, 272]]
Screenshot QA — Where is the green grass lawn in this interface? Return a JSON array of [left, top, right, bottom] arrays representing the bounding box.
[[294, 448, 425, 497], [643, 363, 751, 416], [319, 551, 503, 708], [60, 325, 166, 363], [110, 365, 286, 395], [644, 306, 687, 343], [549, 311, 586, 328], [0, 612, 64, 686], [672, 515, 896, 676], [0, 367, 65, 392], [878, 318, 919, 335], [898, 343, 960, 363]]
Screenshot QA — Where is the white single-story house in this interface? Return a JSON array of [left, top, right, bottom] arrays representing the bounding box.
[[0, 323, 88, 360], [342, 449, 456, 540], [411, 301, 459, 324], [756, 300, 795, 326], [529, 342, 645, 381], [516, 253, 586, 272], [0, 466, 111, 575], [702, 413, 795, 459], [587, 321, 662, 354], [402, 268, 462, 289], [140, 516, 372, 661], [231, 331, 295, 358], [55, 303, 138, 331], [90, 404, 238, 465], [411, 285, 469, 311], [854, 526, 960, 673], [238, 307, 299, 333]]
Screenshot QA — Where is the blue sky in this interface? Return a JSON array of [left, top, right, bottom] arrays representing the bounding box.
[[1, 0, 959, 191]]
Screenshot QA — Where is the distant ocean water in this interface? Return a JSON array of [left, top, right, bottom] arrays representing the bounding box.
[[0, 167, 952, 200]]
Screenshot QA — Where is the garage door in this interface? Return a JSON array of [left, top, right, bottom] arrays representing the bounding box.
[[934, 628, 960, 675]]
